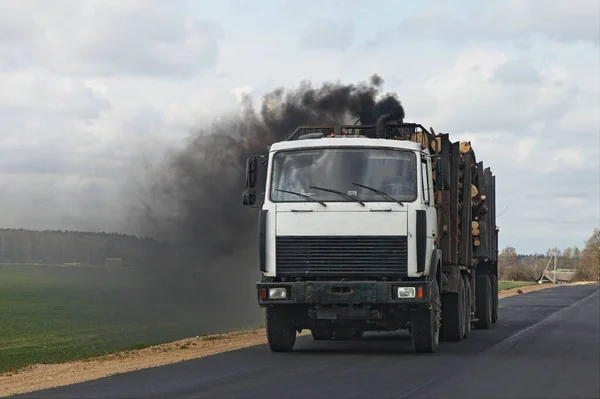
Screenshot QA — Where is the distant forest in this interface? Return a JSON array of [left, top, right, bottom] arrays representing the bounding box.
[[0, 228, 236, 268], [1, 228, 598, 280]]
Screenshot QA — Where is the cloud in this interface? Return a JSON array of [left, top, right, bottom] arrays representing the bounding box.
[[0, 0, 224, 78], [0, 0, 597, 254], [421, 48, 585, 135], [492, 59, 542, 86], [394, 0, 600, 46], [416, 45, 599, 252], [300, 18, 355, 51]]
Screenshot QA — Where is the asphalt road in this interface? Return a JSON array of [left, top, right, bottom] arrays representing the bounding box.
[[15, 284, 600, 399]]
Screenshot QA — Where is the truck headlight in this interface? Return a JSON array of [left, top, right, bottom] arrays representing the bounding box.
[[397, 287, 416, 299], [269, 287, 288, 300]]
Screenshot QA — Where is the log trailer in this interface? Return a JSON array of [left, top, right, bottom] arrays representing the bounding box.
[[242, 114, 499, 353]]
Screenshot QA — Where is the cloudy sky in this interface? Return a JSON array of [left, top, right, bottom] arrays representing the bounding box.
[[0, 0, 598, 254]]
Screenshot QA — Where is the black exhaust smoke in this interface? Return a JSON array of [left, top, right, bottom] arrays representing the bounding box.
[[136, 74, 405, 262]]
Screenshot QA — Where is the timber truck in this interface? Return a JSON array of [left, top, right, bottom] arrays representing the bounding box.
[[241, 114, 499, 353]]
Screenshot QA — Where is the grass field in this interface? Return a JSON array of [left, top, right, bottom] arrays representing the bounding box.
[[497, 281, 538, 291], [0, 265, 539, 374], [0, 265, 262, 374]]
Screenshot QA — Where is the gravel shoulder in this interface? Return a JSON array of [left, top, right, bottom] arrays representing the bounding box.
[[1, 281, 595, 397]]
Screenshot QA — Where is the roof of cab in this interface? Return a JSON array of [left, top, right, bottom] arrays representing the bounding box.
[[269, 137, 424, 152]]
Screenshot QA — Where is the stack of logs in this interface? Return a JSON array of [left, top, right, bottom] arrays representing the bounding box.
[[460, 142, 489, 249], [456, 142, 468, 250], [419, 129, 489, 251]]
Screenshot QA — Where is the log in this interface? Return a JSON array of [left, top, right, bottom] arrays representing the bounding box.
[[472, 195, 487, 215], [472, 228, 480, 236], [412, 131, 430, 149], [460, 141, 471, 154], [471, 184, 478, 198], [478, 204, 489, 216], [473, 238, 481, 247], [433, 136, 442, 152], [471, 221, 479, 229], [429, 132, 440, 152], [475, 216, 479, 221]]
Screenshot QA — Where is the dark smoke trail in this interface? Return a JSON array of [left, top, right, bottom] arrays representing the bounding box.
[[139, 74, 405, 263]]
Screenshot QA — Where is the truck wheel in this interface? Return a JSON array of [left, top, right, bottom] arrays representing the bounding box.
[[474, 274, 492, 329], [462, 273, 471, 338], [489, 274, 499, 323], [311, 329, 333, 340], [441, 275, 465, 341], [265, 307, 296, 352], [411, 280, 441, 353]]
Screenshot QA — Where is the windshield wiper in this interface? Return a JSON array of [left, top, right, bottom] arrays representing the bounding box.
[[351, 182, 404, 206], [308, 186, 365, 206], [274, 189, 327, 207]]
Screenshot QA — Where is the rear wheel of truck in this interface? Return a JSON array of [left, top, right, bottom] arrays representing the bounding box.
[[462, 273, 472, 338], [441, 275, 466, 341], [411, 280, 441, 353], [474, 274, 492, 329], [489, 274, 499, 323], [265, 307, 296, 352]]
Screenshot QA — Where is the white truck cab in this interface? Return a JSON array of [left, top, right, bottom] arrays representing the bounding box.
[[258, 137, 437, 279]]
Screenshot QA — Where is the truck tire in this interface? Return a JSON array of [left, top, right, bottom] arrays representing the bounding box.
[[311, 329, 333, 340], [462, 273, 471, 338], [441, 275, 466, 341], [489, 274, 499, 323], [474, 274, 492, 330], [265, 307, 296, 352], [410, 280, 441, 353]]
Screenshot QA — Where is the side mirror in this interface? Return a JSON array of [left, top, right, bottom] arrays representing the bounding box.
[[243, 155, 267, 208], [246, 156, 258, 189]]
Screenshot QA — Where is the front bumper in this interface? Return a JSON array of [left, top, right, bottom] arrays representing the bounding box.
[[256, 280, 432, 306]]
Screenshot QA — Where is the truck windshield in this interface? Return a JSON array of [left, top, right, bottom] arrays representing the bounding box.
[[270, 147, 418, 203]]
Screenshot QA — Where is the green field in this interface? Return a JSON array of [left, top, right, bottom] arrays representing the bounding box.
[[497, 280, 537, 291], [0, 265, 540, 374], [0, 265, 262, 374]]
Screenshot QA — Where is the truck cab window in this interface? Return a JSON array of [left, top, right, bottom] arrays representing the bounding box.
[[270, 148, 418, 203]]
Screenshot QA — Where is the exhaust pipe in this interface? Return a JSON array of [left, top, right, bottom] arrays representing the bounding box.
[[375, 113, 393, 139]]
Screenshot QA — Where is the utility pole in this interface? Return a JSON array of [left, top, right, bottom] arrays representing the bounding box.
[[553, 249, 558, 284]]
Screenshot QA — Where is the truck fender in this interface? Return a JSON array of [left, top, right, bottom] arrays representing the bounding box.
[[427, 249, 442, 283]]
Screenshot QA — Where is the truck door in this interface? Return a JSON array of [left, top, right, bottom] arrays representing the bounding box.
[[421, 156, 437, 271]]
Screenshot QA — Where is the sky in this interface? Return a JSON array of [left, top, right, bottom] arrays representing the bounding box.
[[0, 0, 598, 254]]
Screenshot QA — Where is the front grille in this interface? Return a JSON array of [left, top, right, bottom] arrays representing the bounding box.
[[275, 236, 408, 276]]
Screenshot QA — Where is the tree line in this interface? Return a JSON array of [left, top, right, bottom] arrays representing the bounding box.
[[498, 229, 600, 282], [0, 228, 231, 269], [1, 227, 599, 280]]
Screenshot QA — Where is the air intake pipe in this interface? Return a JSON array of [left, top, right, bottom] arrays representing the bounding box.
[[375, 113, 393, 139], [375, 111, 404, 139]]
